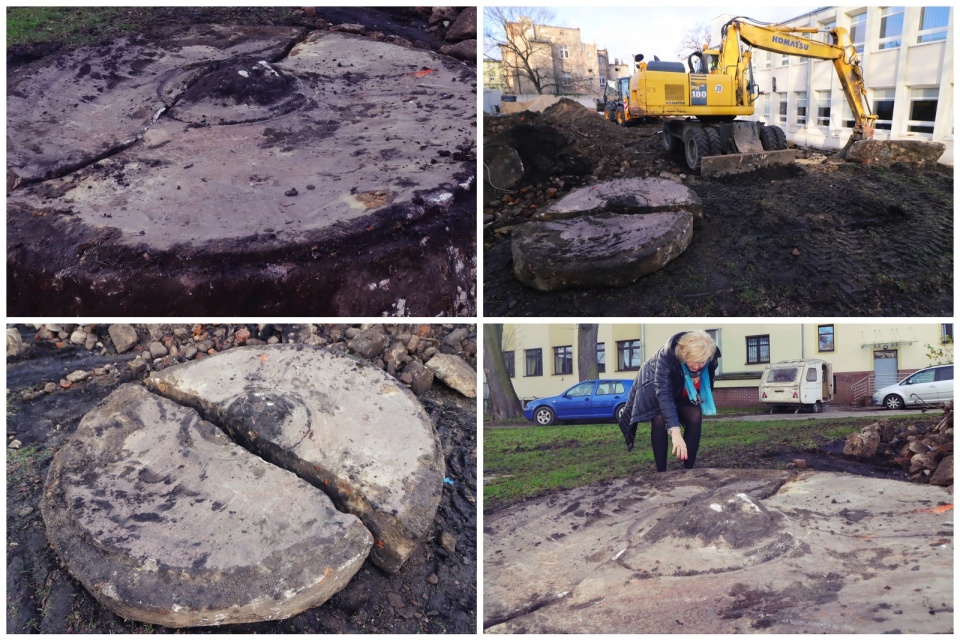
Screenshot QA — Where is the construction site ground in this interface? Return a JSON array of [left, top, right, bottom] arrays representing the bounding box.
[[483, 101, 953, 317]]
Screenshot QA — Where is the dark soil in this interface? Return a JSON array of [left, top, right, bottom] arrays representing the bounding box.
[[483, 101, 953, 316], [6, 328, 477, 633]]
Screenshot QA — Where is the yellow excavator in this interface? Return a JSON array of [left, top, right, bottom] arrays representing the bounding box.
[[616, 16, 877, 176]]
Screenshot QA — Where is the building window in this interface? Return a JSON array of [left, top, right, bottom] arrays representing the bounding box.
[[819, 19, 836, 44], [818, 325, 835, 352], [917, 7, 950, 43], [778, 93, 788, 123], [841, 102, 855, 128], [779, 51, 789, 66], [557, 44, 570, 59], [502, 351, 515, 378], [597, 342, 606, 373], [873, 88, 896, 131], [908, 88, 938, 134], [617, 340, 642, 371], [795, 91, 807, 125], [554, 346, 573, 375], [941, 324, 954, 343], [746, 335, 770, 364], [816, 90, 831, 127], [561, 71, 573, 86], [525, 348, 542, 377], [879, 6, 904, 50], [849, 11, 866, 54], [762, 51, 771, 69]]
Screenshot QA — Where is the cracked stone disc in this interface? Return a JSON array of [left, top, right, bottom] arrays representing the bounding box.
[[484, 468, 953, 634], [40, 384, 373, 628], [145, 344, 446, 573], [7, 27, 476, 316]]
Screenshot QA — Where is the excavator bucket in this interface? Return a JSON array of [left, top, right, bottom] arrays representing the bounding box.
[[701, 122, 797, 177], [701, 149, 798, 177]]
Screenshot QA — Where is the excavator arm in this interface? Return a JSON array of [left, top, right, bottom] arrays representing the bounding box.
[[719, 18, 877, 140]]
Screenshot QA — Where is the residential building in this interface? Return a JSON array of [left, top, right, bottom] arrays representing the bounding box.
[[483, 57, 505, 93], [714, 6, 954, 164], [498, 323, 952, 408], [499, 16, 603, 96]]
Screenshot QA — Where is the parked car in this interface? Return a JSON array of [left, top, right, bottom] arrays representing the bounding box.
[[871, 364, 954, 410], [523, 378, 634, 426], [759, 359, 834, 413]]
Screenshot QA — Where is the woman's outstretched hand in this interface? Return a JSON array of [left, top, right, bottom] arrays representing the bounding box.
[[671, 430, 688, 461]]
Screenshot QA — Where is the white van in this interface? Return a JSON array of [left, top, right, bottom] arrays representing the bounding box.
[[759, 359, 834, 413]]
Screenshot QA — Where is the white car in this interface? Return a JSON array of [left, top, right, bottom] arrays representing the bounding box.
[[872, 364, 953, 410]]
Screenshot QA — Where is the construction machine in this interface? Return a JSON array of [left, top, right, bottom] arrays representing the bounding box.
[[617, 17, 877, 176]]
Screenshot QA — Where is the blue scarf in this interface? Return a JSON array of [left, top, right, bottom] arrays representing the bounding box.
[[681, 362, 716, 415]]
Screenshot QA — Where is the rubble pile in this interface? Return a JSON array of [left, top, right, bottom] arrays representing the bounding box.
[[9, 324, 477, 403], [843, 404, 953, 486]]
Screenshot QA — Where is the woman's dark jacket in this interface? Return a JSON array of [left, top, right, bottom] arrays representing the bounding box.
[[618, 332, 720, 446]]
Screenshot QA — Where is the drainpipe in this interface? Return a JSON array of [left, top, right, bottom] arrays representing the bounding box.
[[800, 323, 804, 359], [640, 323, 646, 363]]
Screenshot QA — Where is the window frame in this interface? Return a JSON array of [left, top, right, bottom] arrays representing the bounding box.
[[878, 6, 904, 50], [525, 348, 543, 377], [917, 6, 950, 43], [818, 325, 835, 352], [596, 342, 606, 374], [816, 90, 831, 127], [617, 339, 642, 371], [795, 90, 807, 125], [907, 87, 938, 135], [502, 350, 515, 378], [746, 335, 771, 365], [849, 11, 867, 54], [553, 345, 573, 376], [557, 44, 570, 60]]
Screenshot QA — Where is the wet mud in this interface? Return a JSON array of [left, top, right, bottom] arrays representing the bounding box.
[[483, 105, 953, 316]]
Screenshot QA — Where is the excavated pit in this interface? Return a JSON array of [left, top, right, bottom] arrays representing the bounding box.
[[41, 344, 446, 627], [484, 468, 953, 634], [8, 26, 477, 316]]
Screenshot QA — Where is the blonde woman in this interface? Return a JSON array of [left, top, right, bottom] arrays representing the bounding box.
[[618, 331, 720, 472]]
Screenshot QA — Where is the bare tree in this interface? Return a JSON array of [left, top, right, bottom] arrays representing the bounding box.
[[675, 22, 713, 61], [483, 324, 524, 421], [577, 324, 599, 382], [484, 6, 559, 95]]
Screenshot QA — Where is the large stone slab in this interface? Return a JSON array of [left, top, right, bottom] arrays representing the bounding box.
[[8, 28, 476, 316], [533, 176, 702, 221], [484, 468, 953, 634], [845, 139, 946, 168], [146, 344, 445, 573], [41, 383, 372, 628], [512, 211, 693, 291], [8, 25, 304, 184]]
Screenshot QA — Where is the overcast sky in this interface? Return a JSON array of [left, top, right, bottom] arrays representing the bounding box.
[[486, 6, 817, 64]]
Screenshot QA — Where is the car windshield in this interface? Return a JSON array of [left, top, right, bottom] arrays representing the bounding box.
[[767, 367, 799, 383]]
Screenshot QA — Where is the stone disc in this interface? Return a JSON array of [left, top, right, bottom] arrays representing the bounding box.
[[40, 384, 373, 628], [146, 344, 446, 573]]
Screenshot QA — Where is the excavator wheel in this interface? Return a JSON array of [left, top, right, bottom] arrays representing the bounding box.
[[616, 107, 628, 127], [770, 125, 788, 150], [661, 126, 682, 154], [759, 126, 777, 151], [704, 127, 723, 156], [683, 128, 710, 171]]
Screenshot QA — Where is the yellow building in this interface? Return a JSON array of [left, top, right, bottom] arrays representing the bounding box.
[[499, 322, 952, 406]]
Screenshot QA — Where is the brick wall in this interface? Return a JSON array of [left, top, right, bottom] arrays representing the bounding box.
[[714, 387, 764, 408]]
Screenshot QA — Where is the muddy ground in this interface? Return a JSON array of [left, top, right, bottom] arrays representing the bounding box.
[[483, 101, 953, 316], [6, 325, 477, 633]]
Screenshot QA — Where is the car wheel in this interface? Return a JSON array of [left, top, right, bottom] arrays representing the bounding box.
[[812, 400, 822, 413], [615, 403, 626, 422], [883, 394, 905, 410], [534, 406, 556, 426], [684, 128, 710, 170]]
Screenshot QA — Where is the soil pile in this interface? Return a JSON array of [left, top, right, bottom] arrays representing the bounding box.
[[484, 101, 953, 316], [7, 323, 477, 634]]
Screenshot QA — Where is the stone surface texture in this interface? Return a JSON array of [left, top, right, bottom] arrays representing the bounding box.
[[484, 468, 952, 634], [41, 384, 372, 628], [846, 139, 946, 168], [146, 344, 445, 573], [533, 176, 703, 222], [512, 211, 693, 291], [426, 353, 478, 398]]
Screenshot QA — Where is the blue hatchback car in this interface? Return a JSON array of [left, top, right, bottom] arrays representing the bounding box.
[[523, 378, 634, 426]]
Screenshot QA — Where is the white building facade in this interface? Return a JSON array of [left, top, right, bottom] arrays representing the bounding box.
[[715, 6, 953, 164]]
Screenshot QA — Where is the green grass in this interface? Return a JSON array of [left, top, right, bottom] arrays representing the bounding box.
[[7, 7, 142, 48], [484, 416, 881, 511]]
